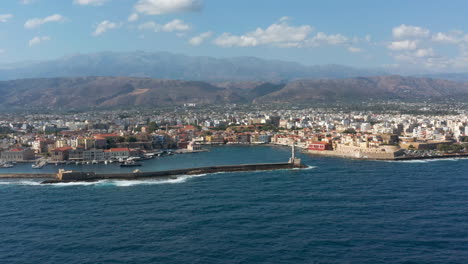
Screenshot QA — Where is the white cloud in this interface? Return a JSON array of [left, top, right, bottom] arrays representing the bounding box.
[[348, 47, 362, 53], [138, 19, 191, 32], [431, 32, 461, 44], [162, 19, 190, 32], [24, 14, 66, 29], [388, 26, 468, 71], [74, 0, 110, 5], [128, 13, 139, 22], [134, 0, 202, 15], [20, 0, 35, 4], [138, 21, 158, 31], [29, 36, 50, 47], [214, 21, 313, 47], [0, 14, 13, 23], [392, 24, 430, 39], [93, 20, 119, 36], [365, 34, 372, 42], [189, 31, 213, 46], [305, 32, 348, 47], [388, 40, 418, 50], [414, 48, 435, 58]]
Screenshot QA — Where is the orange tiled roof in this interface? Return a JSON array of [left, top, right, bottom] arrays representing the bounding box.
[[109, 148, 130, 152], [10, 148, 24, 152], [94, 133, 119, 138]]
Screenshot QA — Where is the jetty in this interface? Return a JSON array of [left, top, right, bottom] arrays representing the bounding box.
[[41, 145, 306, 184]]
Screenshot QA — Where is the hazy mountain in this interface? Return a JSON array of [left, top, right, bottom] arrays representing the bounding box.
[[0, 76, 467, 110], [255, 76, 468, 103], [0, 77, 245, 109], [418, 72, 468, 83], [0, 51, 385, 82]]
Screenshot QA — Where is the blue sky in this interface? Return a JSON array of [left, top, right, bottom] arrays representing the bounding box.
[[1, 0, 468, 72]]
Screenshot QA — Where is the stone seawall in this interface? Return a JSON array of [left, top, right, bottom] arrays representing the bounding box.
[[307, 150, 397, 160], [307, 149, 468, 161], [42, 162, 305, 183], [0, 173, 54, 179]]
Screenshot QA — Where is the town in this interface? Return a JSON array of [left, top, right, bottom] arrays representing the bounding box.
[[1, 102, 468, 168]]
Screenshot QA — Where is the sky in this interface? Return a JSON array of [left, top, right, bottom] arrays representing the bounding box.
[[1, 0, 468, 73]]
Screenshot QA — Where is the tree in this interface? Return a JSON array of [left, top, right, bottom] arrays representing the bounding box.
[[148, 122, 158, 133], [437, 144, 464, 153], [343, 128, 357, 134]]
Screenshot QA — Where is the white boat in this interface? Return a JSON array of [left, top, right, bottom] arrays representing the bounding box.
[[92, 160, 98, 164], [32, 160, 47, 169], [0, 163, 14, 168], [104, 160, 108, 165]]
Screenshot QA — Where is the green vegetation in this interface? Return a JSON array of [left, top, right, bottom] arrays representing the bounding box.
[[343, 128, 357, 134], [437, 144, 465, 153], [148, 122, 158, 133]]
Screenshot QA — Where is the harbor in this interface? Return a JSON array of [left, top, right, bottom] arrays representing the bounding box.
[[0, 145, 307, 183]]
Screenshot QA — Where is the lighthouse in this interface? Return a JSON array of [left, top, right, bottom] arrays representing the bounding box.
[[289, 142, 301, 166]]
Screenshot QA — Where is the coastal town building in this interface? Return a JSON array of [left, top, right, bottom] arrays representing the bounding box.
[[0, 148, 35, 162]]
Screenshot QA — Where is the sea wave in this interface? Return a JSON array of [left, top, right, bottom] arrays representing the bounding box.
[[0, 174, 210, 187], [0, 180, 43, 186], [295, 165, 317, 170], [383, 158, 468, 163]]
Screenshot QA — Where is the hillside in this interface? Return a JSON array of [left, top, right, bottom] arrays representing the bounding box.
[[254, 76, 468, 103], [0, 75, 467, 109], [0, 77, 245, 109]]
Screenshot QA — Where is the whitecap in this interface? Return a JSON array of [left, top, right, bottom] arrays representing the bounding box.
[[0, 180, 42, 186], [295, 165, 317, 170], [51, 180, 111, 187], [111, 174, 208, 187], [384, 158, 468, 163]]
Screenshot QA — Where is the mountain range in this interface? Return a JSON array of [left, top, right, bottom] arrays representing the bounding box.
[[1, 75, 467, 109], [0, 51, 385, 82], [1, 51, 468, 109]]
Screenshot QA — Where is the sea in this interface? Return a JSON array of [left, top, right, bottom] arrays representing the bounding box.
[[1, 145, 468, 264]]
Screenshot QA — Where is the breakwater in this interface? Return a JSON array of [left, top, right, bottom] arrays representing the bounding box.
[[395, 153, 468, 160], [41, 161, 306, 184], [307, 149, 468, 161], [0, 173, 54, 179]]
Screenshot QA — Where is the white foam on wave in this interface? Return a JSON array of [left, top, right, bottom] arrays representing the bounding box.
[[384, 158, 468, 163], [0, 180, 42, 186], [295, 165, 317, 170], [51, 180, 110, 187], [112, 174, 208, 187], [49, 173, 210, 187]]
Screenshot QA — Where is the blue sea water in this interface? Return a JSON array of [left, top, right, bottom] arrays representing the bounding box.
[[1, 145, 468, 264]]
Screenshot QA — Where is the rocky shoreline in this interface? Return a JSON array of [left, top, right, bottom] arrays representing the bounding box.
[[306, 149, 468, 161]]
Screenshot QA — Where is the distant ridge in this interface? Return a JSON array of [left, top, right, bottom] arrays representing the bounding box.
[[0, 51, 385, 82], [0, 75, 467, 109]]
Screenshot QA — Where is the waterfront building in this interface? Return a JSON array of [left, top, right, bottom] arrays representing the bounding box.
[[0, 148, 35, 161], [50, 147, 73, 162], [308, 142, 333, 151]]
